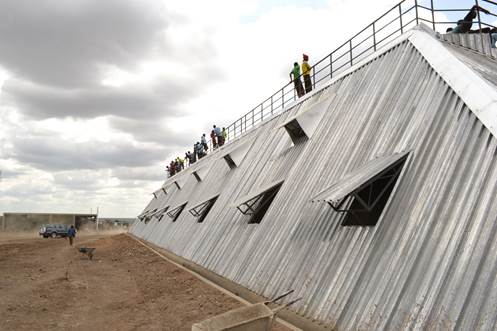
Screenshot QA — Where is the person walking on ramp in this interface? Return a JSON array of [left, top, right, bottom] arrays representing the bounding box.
[[290, 62, 305, 98]]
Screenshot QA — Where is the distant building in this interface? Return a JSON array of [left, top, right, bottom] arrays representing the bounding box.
[[97, 218, 135, 228], [0, 212, 97, 232]]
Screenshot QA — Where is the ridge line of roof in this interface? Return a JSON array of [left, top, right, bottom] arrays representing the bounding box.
[[408, 26, 497, 139]]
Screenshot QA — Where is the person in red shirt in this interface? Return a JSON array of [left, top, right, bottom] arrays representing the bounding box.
[[210, 130, 218, 149]]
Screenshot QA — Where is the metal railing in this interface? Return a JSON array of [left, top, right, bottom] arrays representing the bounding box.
[[169, 0, 496, 176]]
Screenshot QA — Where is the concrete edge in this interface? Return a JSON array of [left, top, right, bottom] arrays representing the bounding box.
[[127, 233, 333, 331]]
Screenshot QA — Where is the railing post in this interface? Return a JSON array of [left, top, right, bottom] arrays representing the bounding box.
[[415, 0, 419, 26], [399, 4, 403, 34], [373, 22, 377, 51], [475, 0, 485, 51], [252, 110, 255, 127], [281, 88, 285, 109], [270, 95, 274, 115], [349, 40, 353, 66], [329, 53, 333, 79], [430, 0, 435, 31], [312, 67, 316, 89]]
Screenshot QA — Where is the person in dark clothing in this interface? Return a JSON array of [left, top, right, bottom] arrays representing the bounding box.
[[290, 62, 305, 98], [201, 134, 208, 152], [192, 144, 198, 162], [195, 142, 205, 159], [446, 5, 490, 33], [170, 160, 176, 176], [210, 130, 218, 149], [67, 225, 76, 246], [186, 151, 194, 165]]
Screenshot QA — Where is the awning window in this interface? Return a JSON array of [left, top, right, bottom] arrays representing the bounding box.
[[311, 152, 409, 226], [166, 202, 188, 222], [141, 208, 157, 224], [277, 96, 330, 144], [191, 165, 211, 182], [189, 195, 219, 223], [153, 206, 169, 222], [234, 180, 284, 224], [220, 141, 252, 169]]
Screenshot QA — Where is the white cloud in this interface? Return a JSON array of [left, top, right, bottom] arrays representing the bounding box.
[[0, 0, 404, 216]]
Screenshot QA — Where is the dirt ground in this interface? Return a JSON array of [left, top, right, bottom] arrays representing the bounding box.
[[0, 233, 292, 331]]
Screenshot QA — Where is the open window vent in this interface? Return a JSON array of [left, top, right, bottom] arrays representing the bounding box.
[[223, 154, 237, 169], [189, 195, 219, 223], [234, 180, 284, 224], [154, 206, 169, 222], [311, 152, 409, 226], [277, 96, 330, 144], [221, 142, 252, 170], [166, 203, 188, 222]]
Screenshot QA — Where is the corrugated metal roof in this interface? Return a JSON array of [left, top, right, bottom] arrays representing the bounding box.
[[130, 27, 497, 330]]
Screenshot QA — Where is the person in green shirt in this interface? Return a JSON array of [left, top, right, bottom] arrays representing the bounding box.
[[290, 62, 305, 98]]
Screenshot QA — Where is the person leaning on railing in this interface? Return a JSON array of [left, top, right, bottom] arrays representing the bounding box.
[[290, 62, 305, 98]]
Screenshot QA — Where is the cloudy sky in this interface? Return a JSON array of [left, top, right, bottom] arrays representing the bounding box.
[[0, 0, 491, 217]]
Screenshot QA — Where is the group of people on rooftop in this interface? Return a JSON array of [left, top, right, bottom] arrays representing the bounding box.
[[166, 125, 227, 177], [290, 53, 313, 98], [447, 5, 497, 48], [165, 5, 496, 178]]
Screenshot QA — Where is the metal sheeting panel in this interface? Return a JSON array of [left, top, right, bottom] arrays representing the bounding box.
[[131, 39, 497, 330]]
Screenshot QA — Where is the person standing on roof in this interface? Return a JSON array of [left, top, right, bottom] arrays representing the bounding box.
[[290, 62, 305, 98], [192, 144, 198, 162], [446, 5, 490, 34], [201, 134, 208, 152], [302, 54, 312, 94], [214, 125, 224, 146], [210, 130, 218, 149], [186, 151, 194, 165], [492, 31, 497, 48], [195, 142, 205, 159], [222, 127, 227, 143]]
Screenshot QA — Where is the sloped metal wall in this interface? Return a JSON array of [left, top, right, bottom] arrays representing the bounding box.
[[131, 40, 497, 330]]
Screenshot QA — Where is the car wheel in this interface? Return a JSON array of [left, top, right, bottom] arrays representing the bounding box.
[[51, 232, 57, 238]]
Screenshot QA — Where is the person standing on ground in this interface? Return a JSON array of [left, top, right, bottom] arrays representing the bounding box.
[[302, 54, 312, 94], [67, 225, 76, 246], [290, 62, 305, 98]]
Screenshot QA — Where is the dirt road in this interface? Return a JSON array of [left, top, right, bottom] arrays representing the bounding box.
[[0, 233, 291, 330]]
